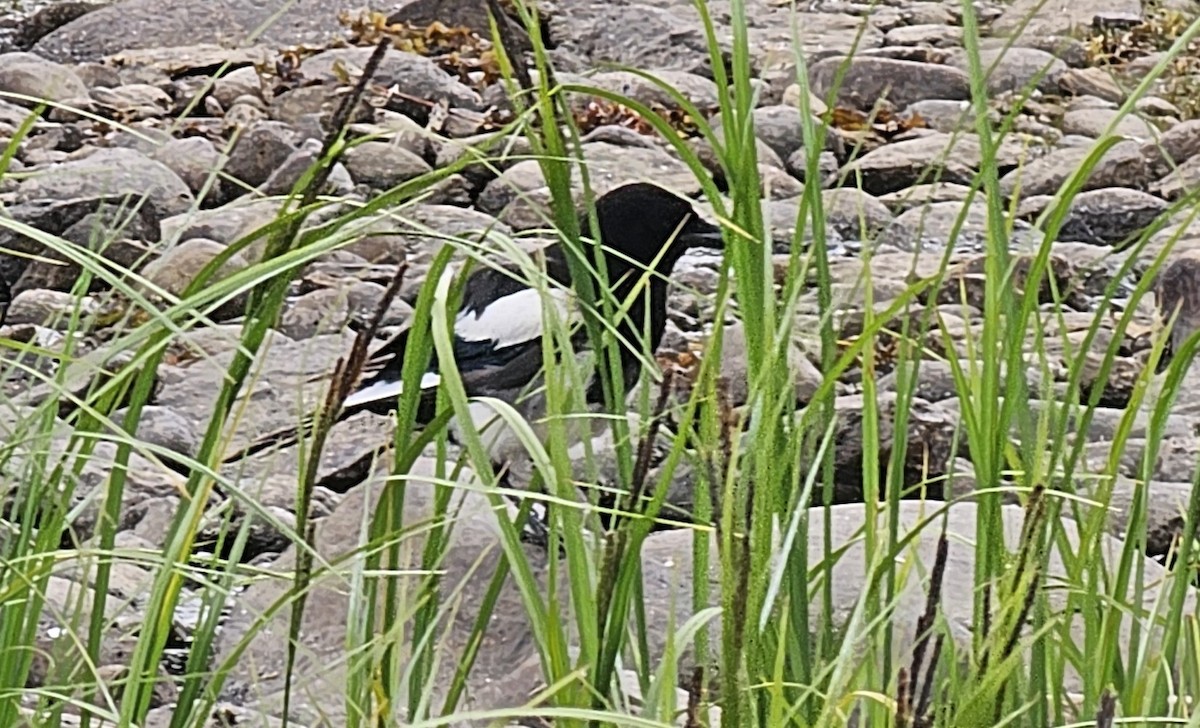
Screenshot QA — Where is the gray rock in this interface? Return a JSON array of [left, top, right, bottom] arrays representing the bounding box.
[[15, 147, 194, 218], [1060, 107, 1159, 140], [569, 69, 721, 112], [342, 141, 432, 190], [345, 204, 509, 265], [759, 164, 804, 200], [840, 133, 1021, 196], [6, 288, 95, 327], [1058, 66, 1127, 103], [785, 148, 840, 187], [876, 199, 997, 251], [1151, 155, 1200, 201], [819, 187, 895, 240], [945, 46, 1066, 95], [809, 57, 970, 111], [547, 2, 717, 74], [1031, 187, 1168, 246], [999, 139, 1149, 199], [0, 51, 89, 107], [280, 288, 351, 340], [991, 0, 1140, 39], [159, 197, 290, 256], [31, 0, 367, 62], [216, 465, 1197, 725], [747, 105, 809, 161], [299, 46, 484, 111], [112, 404, 201, 460], [1144, 119, 1200, 176], [224, 121, 298, 189], [904, 99, 977, 134], [150, 136, 222, 198], [89, 83, 172, 120], [139, 238, 250, 322], [884, 23, 964, 47], [720, 320, 822, 407], [260, 139, 354, 197], [478, 142, 700, 230], [877, 182, 975, 212], [155, 331, 354, 447], [13, 205, 158, 294], [282, 283, 417, 343], [213, 66, 263, 108]]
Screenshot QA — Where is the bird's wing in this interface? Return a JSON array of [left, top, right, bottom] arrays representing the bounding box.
[[343, 261, 580, 414]]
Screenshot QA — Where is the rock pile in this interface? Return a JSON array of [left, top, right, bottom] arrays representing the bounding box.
[[3, 0, 1200, 724]]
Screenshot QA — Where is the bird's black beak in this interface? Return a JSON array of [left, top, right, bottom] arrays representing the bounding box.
[[679, 217, 725, 250]]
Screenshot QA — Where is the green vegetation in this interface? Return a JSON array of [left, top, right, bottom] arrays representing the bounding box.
[[3, 0, 1200, 726]]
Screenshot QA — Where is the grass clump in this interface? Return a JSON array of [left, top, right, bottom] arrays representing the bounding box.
[[4, 0, 1200, 726]]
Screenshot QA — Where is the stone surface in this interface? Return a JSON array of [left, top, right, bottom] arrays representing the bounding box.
[[15, 147, 195, 218]]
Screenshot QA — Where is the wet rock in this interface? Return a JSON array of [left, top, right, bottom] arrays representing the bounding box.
[[14, 147, 194, 218], [809, 57, 970, 111]]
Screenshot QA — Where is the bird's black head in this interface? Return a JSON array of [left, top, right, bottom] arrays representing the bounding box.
[[584, 182, 724, 274]]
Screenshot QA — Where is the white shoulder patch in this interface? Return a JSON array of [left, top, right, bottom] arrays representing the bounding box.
[[454, 287, 574, 349], [342, 371, 441, 410]]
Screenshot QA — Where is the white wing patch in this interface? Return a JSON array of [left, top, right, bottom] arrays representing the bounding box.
[[454, 287, 574, 349], [342, 371, 441, 410]]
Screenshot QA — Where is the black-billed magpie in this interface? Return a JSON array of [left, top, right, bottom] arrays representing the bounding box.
[[225, 181, 724, 465]]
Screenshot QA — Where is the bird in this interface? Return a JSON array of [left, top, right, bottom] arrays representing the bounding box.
[[0, 274, 10, 328], [223, 181, 725, 468], [1154, 249, 1200, 373]]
